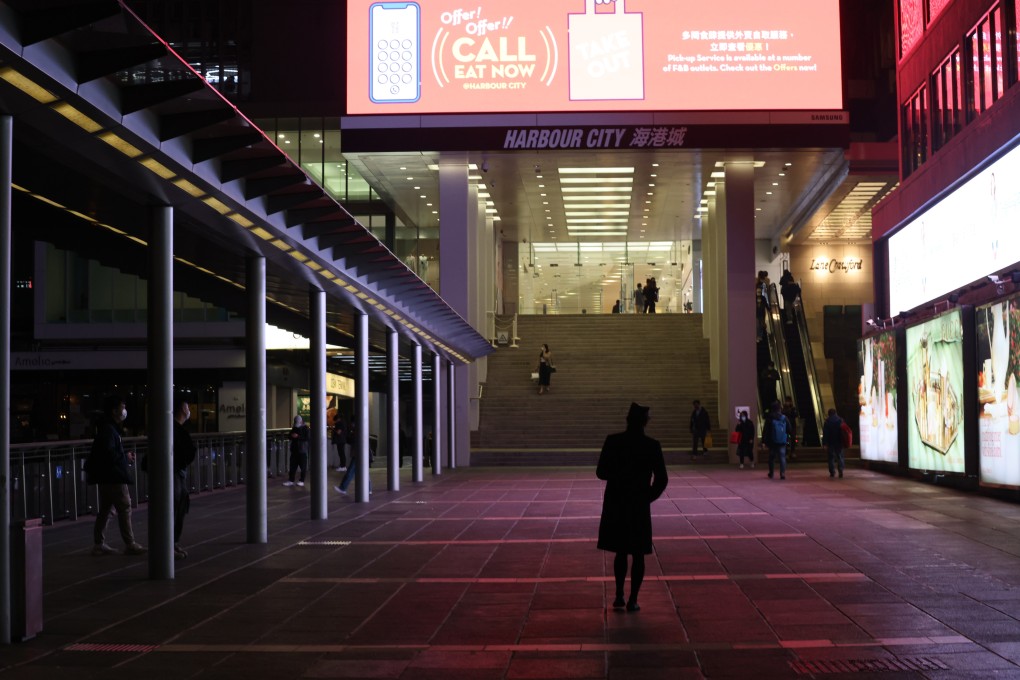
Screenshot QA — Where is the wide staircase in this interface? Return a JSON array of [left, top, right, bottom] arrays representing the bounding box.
[[473, 314, 726, 465]]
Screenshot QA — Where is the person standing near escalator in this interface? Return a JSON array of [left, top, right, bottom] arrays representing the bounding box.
[[779, 269, 801, 325], [756, 270, 770, 342], [782, 396, 799, 461]]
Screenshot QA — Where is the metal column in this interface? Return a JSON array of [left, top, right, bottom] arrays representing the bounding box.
[[432, 352, 442, 475], [386, 329, 400, 491], [412, 344, 424, 483], [0, 115, 11, 644], [355, 313, 370, 502], [246, 255, 267, 543], [148, 205, 174, 579], [446, 360, 456, 470], [309, 286, 327, 519]]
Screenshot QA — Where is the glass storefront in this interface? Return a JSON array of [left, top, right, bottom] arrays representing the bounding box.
[[521, 240, 693, 314]]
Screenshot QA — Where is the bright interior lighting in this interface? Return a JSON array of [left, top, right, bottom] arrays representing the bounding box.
[[558, 167, 635, 174]]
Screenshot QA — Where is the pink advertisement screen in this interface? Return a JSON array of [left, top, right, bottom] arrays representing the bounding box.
[[346, 0, 844, 114]]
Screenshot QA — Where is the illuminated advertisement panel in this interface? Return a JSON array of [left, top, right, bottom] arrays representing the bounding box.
[[858, 331, 898, 463], [977, 294, 1020, 486], [906, 310, 965, 473], [346, 0, 843, 114], [887, 140, 1020, 318]]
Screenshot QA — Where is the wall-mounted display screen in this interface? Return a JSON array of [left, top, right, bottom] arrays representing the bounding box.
[[977, 294, 1020, 486], [887, 139, 1020, 317], [346, 0, 843, 114], [906, 310, 965, 473], [858, 331, 898, 463]]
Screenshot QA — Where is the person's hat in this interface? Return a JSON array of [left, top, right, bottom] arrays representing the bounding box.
[[627, 402, 650, 421]]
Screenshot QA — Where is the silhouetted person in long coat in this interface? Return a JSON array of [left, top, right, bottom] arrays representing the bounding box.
[[596, 402, 668, 612]]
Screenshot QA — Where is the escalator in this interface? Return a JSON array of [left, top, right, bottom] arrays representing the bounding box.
[[757, 284, 795, 416], [756, 284, 824, 447]]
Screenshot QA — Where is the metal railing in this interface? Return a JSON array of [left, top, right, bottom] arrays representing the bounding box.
[[10, 429, 292, 525]]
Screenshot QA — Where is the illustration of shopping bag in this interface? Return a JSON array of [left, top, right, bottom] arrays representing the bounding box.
[[568, 0, 644, 101]]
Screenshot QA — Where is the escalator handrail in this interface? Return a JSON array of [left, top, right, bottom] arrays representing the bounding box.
[[792, 294, 826, 445], [764, 284, 796, 409]]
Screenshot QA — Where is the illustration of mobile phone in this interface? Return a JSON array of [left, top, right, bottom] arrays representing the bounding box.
[[369, 2, 420, 104]]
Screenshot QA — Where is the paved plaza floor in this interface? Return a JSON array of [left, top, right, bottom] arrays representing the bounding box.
[[5, 463, 1020, 678]]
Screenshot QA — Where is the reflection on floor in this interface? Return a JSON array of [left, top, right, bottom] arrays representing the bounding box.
[[7, 464, 1020, 679]]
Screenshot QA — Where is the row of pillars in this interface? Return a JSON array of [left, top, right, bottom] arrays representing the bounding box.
[[244, 258, 460, 545], [0, 115, 462, 642]]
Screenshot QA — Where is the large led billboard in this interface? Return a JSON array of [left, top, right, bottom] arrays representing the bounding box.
[[887, 140, 1020, 318], [977, 295, 1020, 486], [906, 310, 965, 473], [346, 0, 844, 114], [858, 331, 899, 463]]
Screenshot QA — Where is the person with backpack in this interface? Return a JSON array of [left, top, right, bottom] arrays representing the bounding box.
[[761, 401, 792, 480], [822, 407, 849, 478]]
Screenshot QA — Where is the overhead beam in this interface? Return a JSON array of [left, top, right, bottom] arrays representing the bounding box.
[[159, 108, 236, 141], [74, 42, 168, 83], [192, 132, 264, 163]]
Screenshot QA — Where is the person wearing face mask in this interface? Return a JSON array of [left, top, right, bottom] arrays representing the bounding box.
[[85, 394, 146, 556], [171, 396, 197, 559], [735, 410, 757, 469]]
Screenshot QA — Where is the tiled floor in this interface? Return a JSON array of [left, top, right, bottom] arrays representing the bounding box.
[[6, 464, 1020, 678]]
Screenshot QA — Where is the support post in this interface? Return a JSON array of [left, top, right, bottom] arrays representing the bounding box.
[[412, 344, 424, 483], [147, 205, 174, 579], [387, 329, 400, 491], [246, 256, 267, 543], [447, 360, 456, 470], [355, 313, 370, 502], [309, 287, 327, 519], [0, 115, 11, 644], [432, 352, 442, 475]]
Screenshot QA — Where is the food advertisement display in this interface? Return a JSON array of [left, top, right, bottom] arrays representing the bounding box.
[[346, 0, 844, 114], [906, 310, 965, 473], [977, 294, 1020, 486], [858, 331, 898, 463]]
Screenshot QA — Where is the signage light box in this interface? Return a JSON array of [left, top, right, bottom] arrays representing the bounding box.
[[346, 0, 844, 114], [887, 140, 1020, 318], [906, 310, 966, 474], [977, 293, 1020, 487], [858, 331, 899, 463]]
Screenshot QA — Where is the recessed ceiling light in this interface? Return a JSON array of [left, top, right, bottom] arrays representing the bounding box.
[[772, 182, 779, 186], [766, 191, 773, 195], [652, 163, 659, 167], [414, 186, 420, 189], [420, 194, 426, 198], [559, 167, 635, 174], [400, 166, 407, 170]]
